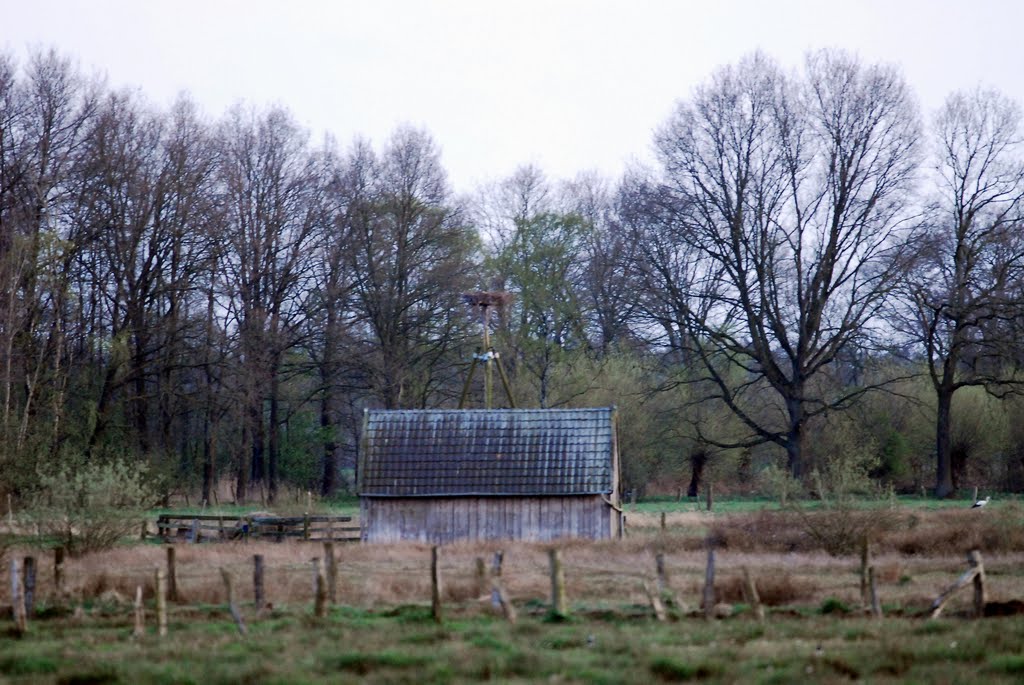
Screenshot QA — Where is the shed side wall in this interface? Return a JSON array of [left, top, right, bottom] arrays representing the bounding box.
[[362, 496, 611, 543]]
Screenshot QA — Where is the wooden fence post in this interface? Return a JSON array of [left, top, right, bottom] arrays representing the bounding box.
[[660, 511, 666, 531], [313, 557, 327, 618], [490, 550, 504, 609], [10, 559, 27, 635], [220, 568, 248, 636], [165, 546, 179, 602], [22, 556, 36, 616], [475, 557, 487, 598], [703, 541, 716, 620], [431, 546, 443, 623], [969, 550, 986, 617], [303, 514, 310, 541], [548, 548, 567, 618], [140, 519, 148, 540], [859, 535, 870, 606], [492, 577, 517, 624], [929, 549, 987, 619], [643, 581, 667, 622], [869, 566, 883, 618], [133, 586, 145, 638], [742, 566, 765, 623], [253, 554, 265, 610], [655, 552, 668, 597], [706, 483, 714, 512], [323, 542, 337, 604], [155, 568, 167, 637], [54, 547, 65, 598]]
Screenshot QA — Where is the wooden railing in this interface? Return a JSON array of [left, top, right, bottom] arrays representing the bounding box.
[[156, 513, 359, 543]]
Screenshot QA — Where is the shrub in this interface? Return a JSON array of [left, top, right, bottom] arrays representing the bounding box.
[[25, 457, 154, 556]]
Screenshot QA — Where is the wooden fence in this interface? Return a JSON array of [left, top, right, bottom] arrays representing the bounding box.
[[155, 514, 359, 543]]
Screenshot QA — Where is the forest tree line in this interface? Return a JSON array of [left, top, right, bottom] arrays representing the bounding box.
[[4, 47, 1024, 506]]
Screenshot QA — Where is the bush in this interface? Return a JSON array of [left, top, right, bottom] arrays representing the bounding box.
[[25, 457, 154, 556]]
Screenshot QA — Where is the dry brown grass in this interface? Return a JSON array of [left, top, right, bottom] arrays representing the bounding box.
[[1, 505, 1022, 620]]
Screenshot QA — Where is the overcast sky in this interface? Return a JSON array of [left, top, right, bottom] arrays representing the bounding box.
[[3, 1, 1023, 193]]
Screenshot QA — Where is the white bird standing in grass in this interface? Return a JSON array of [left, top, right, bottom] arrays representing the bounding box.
[[971, 496, 990, 508]]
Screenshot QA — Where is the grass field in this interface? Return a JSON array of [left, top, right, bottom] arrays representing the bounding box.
[[3, 499, 1024, 683]]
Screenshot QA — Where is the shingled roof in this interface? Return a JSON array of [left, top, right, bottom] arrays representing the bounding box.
[[358, 408, 616, 497]]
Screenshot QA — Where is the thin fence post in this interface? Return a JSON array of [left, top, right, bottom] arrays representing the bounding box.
[[22, 556, 36, 616], [303, 514, 310, 541], [703, 540, 717, 620], [155, 567, 167, 637], [742, 566, 765, 623], [220, 567, 248, 636], [655, 552, 668, 598], [313, 557, 327, 618], [869, 566, 883, 618], [706, 483, 714, 512], [133, 586, 145, 638], [548, 548, 567, 618], [660, 511, 666, 531], [10, 559, 27, 635], [492, 577, 517, 624], [969, 550, 986, 618], [643, 581, 667, 622], [54, 547, 65, 599], [166, 546, 179, 602], [431, 546, 443, 623], [253, 554, 265, 610], [475, 557, 487, 598], [140, 519, 147, 541], [323, 542, 337, 604], [490, 550, 504, 609], [859, 535, 870, 606]]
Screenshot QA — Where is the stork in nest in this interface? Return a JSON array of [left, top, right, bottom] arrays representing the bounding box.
[[462, 291, 513, 309], [971, 496, 990, 509]]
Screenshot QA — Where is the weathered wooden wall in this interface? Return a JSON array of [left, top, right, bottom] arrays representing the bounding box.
[[361, 495, 613, 543]]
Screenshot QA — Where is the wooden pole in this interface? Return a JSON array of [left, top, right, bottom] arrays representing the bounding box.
[[655, 552, 668, 598], [969, 550, 986, 617], [490, 550, 504, 609], [492, 578, 517, 624], [166, 546, 179, 602], [431, 546, 443, 623], [155, 568, 167, 637], [313, 557, 327, 618], [643, 581, 667, 622], [133, 585, 145, 639], [6, 493, 11, 529], [10, 559, 27, 635], [706, 483, 714, 512], [869, 566, 883, 618], [930, 549, 987, 619], [22, 556, 35, 616], [703, 542, 716, 620], [140, 519, 148, 540], [548, 548, 567, 618], [220, 568, 248, 636], [742, 567, 765, 623], [859, 535, 870, 606], [54, 547, 65, 598], [303, 514, 310, 541], [660, 511, 666, 531], [972, 485, 979, 504], [475, 557, 487, 598], [253, 554, 265, 610], [323, 542, 337, 604]]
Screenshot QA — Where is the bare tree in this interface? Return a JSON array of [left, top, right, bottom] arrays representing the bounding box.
[[902, 88, 1024, 497], [653, 50, 921, 478], [342, 127, 478, 409]]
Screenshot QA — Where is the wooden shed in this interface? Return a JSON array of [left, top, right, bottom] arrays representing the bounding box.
[[357, 407, 622, 543]]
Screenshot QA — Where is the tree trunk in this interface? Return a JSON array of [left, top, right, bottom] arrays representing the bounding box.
[[687, 450, 707, 497], [935, 387, 955, 498], [785, 396, 805, 479]]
